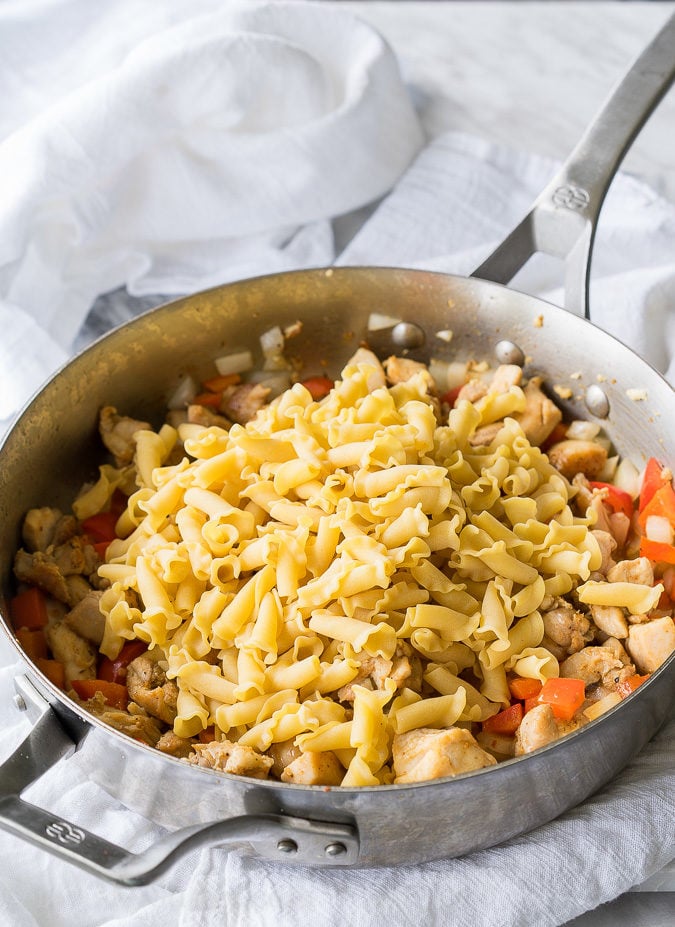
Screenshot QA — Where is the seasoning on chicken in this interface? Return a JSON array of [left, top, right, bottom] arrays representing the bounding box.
[[513, 376, 562, 447], [156, 731, 195, 758], [542, 600, 593, 656], [514, 704, 559, 755], [547, 439, 608, 480], [392, 727, 496, 784], [126, 653, 179, 725], [186, 404, 231, 429], [560, 645, 625, 686], [99, 406, 151, 467], [21, 507, 77, 553], [337, 642, 420, 703], [220, 383, 271, 424], [606, 558, 654, 587], [80, 692, 163, 746], [280, 750, 344, 786], [589, 604, 629, 640], [383, 356, 434, 389], [13, 549, 71, 604], [45, 619, 97, 685], [188, 740, 273, 779]]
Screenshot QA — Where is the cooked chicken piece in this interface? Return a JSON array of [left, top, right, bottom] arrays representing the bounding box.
[[560, 645, 623, 686], [488, 364, 523, 394], [383, 356, 434, 390], [51, 535, 99, 577], [14, 549, 71, 604], [541, 634, 567, 662], [81, 692, 163, 746], [457, 378, 488, 403], [606, 558, 654, 587], [513, 377, 562, 447], [63, 590, 105, 645], [542, 600, 592, 655], [126, 654, 179, 725], [189, 740, 273, 779], [571, 473, 595, 511], [547, 439, 608, 480], [337, 642, 418, 702], [99, 406, 151, 467], [280, 750, 344, 786], [626, 616, 675, 674], [65, 575, 96, 606], [627, 612, 651, 625], [21, 508, 77, 552], [45, 619, 97, 685], [220, 383, 271, 425], [268, 738, 302, 779], [392, 727, 496, 784], [156, 731, 195, 758], [591, 530, 617, 575], [590, 605, 628, 640], [186, 404, 231, 429], [608, 512, 631, 550], [469, 423, 503, 448], [346, 347, 386, 390], [514, 704, 559, 755]]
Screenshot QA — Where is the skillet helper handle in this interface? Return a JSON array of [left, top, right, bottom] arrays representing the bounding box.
[[472, 12, 675, 318], [0, 676, 358, 885]]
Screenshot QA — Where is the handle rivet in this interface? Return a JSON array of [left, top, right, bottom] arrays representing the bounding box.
[[391, 322, 425, 350], [584, 384, 610, 419], [494, 340, 525, 367], [277, 838, 298, 854], [324, 842, 347, 857], [13, 694, 27, 712]]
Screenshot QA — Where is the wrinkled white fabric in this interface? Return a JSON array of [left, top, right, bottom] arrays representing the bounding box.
[[0, 0, 423, 422], [0, 4, 674, 926]]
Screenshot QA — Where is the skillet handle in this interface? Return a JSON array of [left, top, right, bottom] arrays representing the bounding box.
[[472, 12, 675, 318], [0, 675, 359, 884]]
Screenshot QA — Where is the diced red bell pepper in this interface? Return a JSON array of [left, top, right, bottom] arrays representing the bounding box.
[[10, 587, 49, 630], [536, 677, 586, 721], [639, 458, 670, 512], [36, 658, 66, 689], [15, 627, 48, 661], [71, 678, 129, 710], [638, 483, 675, 533], [589, 481, 634, 520], [98, 639, 148, 684], [109, 489, 129, 518], [639, 536, 675, 565], [192, 391, 223, 408], [482, 702, 524, 735], [81, 511, 119, 545], [440, 384, 464, 408], [299, 376, 334, 401], [199, 726, 217, 744], [202, 373, 241, 392], [508, 677, 543, 701], [616, 674, 650, 699], [540, 422, 568, 453]]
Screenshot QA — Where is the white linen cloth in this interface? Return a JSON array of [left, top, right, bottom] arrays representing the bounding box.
[[0, 2, 674, 926]]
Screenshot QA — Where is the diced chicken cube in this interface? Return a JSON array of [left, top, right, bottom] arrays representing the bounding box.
[[126, 654, 178, 725], [383, 356, 434, 389], [560, 646, 623, 686], [590, 605, 628, 640], [547, 439, 608, 480], [220, 383, 270, 425], [189, 740, 273, 779], [99, 406, 151, 467], [514, 704, 559, 755], [156, 731, 195, 758], [513, 377, 562, 447], [392, 727, 496, 784], [45, 620, 97, 685], [606, 558, 654, 587], [542, 601, 592, 655], [21, 508, 77, 552], [63, 590, 105, 645], [280, 750, 344, 786], [626, 617, 675, 673]]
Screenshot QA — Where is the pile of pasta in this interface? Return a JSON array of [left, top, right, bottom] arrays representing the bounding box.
[[85, 360, 659, 785]]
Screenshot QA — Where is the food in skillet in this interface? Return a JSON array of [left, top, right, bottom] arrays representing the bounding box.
[[9, 337, 675, 786]]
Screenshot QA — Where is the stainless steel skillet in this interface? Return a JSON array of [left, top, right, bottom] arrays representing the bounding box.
[[0, 14, 673, 884]]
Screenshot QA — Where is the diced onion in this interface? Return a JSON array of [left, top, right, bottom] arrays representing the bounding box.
[[445, 360, 469, 390], [367, 312, 402, 331], [595, 455, 618, 483], [583, 691, 622, 721], [248, 371, 292, 397], [435, 329, 454, 343], [565, 420, 601, 441], [214, 350, 254, 376], [260, 326, 284, 355], [427, 358, 450, 392], [614, 458, 641, 499], [645, 515, 674, 545], [167, 374, 197, 410]]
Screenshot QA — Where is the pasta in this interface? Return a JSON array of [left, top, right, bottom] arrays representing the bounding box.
[[9, 343, 675, 788]]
